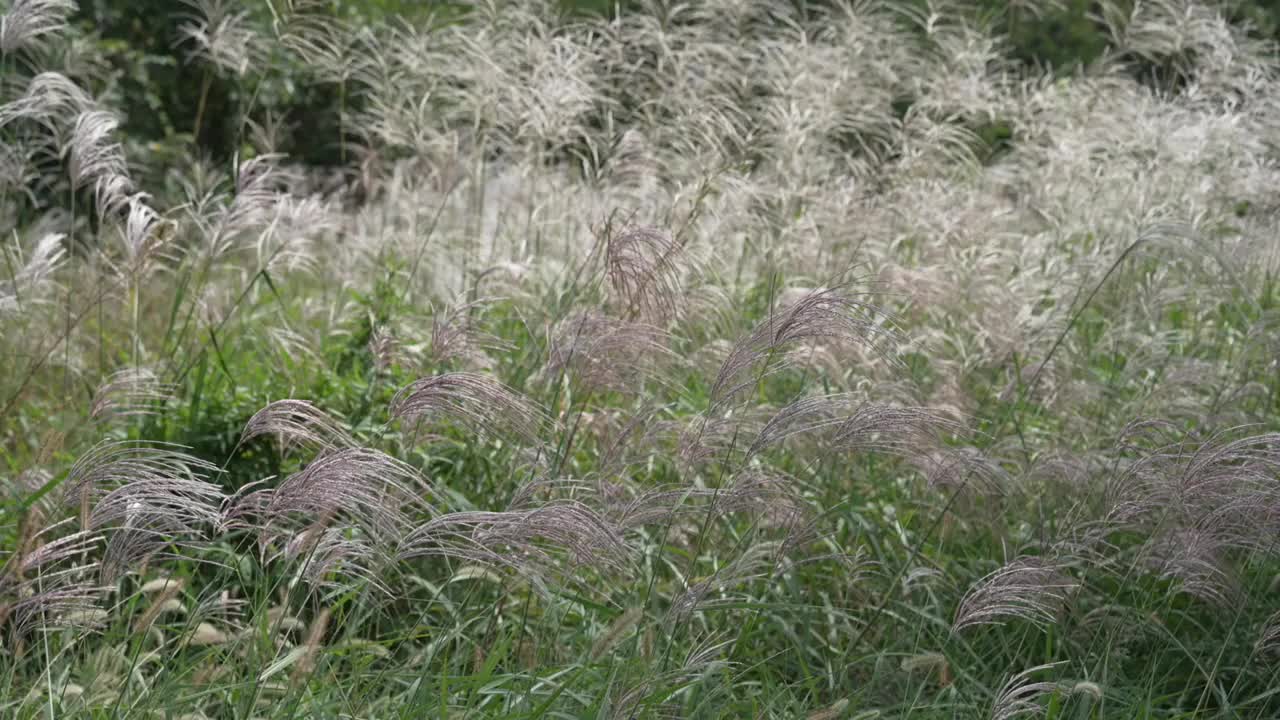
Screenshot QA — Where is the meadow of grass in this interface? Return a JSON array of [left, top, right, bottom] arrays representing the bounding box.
[[3, 0, 1280, 717]]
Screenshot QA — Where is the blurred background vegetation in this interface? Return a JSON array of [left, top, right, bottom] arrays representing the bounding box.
[[75, 0, 1280, 168]]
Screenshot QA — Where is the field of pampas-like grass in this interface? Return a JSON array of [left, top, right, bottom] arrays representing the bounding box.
[[2, 0, 1280, 717]]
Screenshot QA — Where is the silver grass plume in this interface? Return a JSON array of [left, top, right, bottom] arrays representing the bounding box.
[[768, 503, 860, 572], [707, 286, 899, 413], [0, 0, 76, 56], [94, 173, 136, 223], [598, 469, 802, 531], [87, 474, 224, 535], [0, 72, 90, 130], [391, 372, 548, 446], [178, 0, 262, 77], [287, 527, 392, 596], [397, 501, 631, 583], [0, 232, 64, 318], [107, 196, 172, 280], [668, 542, 780, 622], [990, 662, 1065, 720], [605, 633, 733, 719], [505, 475, 595, 512], [912, 446, 1009, 497], [61, 442, 219, 518], [598, 483, 710, 530], [240, 399, 357, 455], [602, 220, 687, 324], [275, 1, 372, 89], [953, 556, 1078, 634], [669, 409, 767, 472], [192, 154, 293, 259], [264, 447, 432, 548], [712, 468, 807, 521], [2, 518, 100, 581], [428, 298, 510, 368], [745, 393, 953, 461], [1101, 429, 1280, 601], [580, 405, 661, 478], [60, 441, 224, 582], [0, 141, 38, 202], [545, 310, 673, 394], [368, 325, 399, 372], [3, 575, 108, 640], [66, 110, 128, 193], [1142, 527, 1241, 607], [90, 367, 176, 421], [1256, 610, 1280, 659], [218, 482, 274, 535], [1, 519, 107, 642]]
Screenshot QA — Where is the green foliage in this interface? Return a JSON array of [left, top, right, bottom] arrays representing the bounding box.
[[995, 0, 1110, 69]]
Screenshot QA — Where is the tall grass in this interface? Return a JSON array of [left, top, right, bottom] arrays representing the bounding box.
[[2, 0, 1280, 717]]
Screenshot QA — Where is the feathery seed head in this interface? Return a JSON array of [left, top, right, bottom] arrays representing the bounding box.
[[953, 556, 1078, 634], [241, 400, 356, 455], [391, 372, 548, 446], [990, 662, 1064, 720], [602, 219, 687, 324], [0, 0, 76, 56], [90, 368, 175, 422], [545, 310, 673, 394]]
